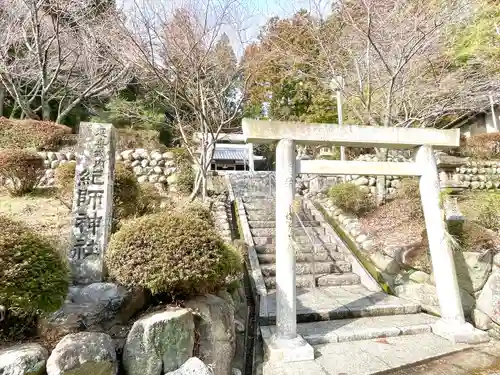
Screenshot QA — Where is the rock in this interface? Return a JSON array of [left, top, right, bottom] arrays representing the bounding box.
[[391, 180, 402, 189], [165, 358, 212, 375], [476, 271, 500, 325], [51, 160, 60, 169], [151, 152, 163, 161], [471, 181, 481, 189], [370, 252, 400, 275], [0, 343, 48, 375], [232, 368, 242, 375], [121, 150, 134, 160], [47, 152, 57, 161], [167, 174, 178, 185], [185, 295, 235, 375], [153, 166, 163, 174], [123, 308, 195, 375], [158, 176, 167, 183], [133, 166, 143, 175], [138, 176, 148, 183], [368, 177, 376, 186], [394, 283, 475, 316], [409, 270, 430, 284], [163, 151, 175, 159], [454, 251, 493, 293], [46, 169, 55, 179], [40, 283, 146, 340], [148, 175, 159, 183], [150, 159, 158, 167], [472, 308, 494, 330], [141, 159, 149, 168], [46, 332, 117, 375], [361, 239, 374, 251], [354, 177, 369, 186], [355, 234, 368, 243]]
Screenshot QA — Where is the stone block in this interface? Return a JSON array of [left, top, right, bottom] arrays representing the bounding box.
[[46, 332, 117, 375], [0, 343, 48, 375], [123, 308, 195, 375], [165, 358, 212, 375]]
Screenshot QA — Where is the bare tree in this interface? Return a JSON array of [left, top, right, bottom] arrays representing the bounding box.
[[120, 0, 251, 200], [0, 0, 130, 123]]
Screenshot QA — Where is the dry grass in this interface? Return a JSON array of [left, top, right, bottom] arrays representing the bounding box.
[[359, 197, 426, 257], [0, 188, 71, 254]]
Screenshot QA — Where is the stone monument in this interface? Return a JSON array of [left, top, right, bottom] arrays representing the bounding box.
[[69, 123, 115, 284]]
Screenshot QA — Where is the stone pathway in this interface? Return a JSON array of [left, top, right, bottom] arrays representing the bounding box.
[[259, 334, 472, 375]]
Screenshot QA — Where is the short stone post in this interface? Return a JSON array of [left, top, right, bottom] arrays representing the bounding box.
[[69, 123, 116, 285], [248, 143, 255, 172], [268, 139, 314, 362], [416, 145, 488, 343]]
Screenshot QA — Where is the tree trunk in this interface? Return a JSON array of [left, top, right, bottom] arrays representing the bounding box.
[[0, 84, 5, 117], [375, 148, 388, 205], [42, 101, 51, 121]]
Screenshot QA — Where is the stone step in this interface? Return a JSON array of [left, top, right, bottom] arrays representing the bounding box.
[[248, 220, 321, 228], [264, 273, 360, 290], [253, 235, 332, 246], [261, 313, 439, 346], [260, 260, 352, 277], [261, 290, 422, 326], [257, 251, 345, 264], [254, 243, 338, 254], [250, 226, 326, 237], [244, 210, 314, 221]]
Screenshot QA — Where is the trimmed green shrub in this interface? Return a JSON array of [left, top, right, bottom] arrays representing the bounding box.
[[328, 182, 374, 215], [0, 149, 44, 196], [170, 147, 195, 194], [136, 183, 164, 216], [0, 215, 69, 340], [0, 118, 72, 151], [106, 210, 242, 297]]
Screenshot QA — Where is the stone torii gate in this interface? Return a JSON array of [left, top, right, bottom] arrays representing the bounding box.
[[241, 118, 486, 362]]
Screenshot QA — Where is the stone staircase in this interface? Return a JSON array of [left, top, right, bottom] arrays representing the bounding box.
[[227, 173, 468, 371], [243, 197, 360, 290]]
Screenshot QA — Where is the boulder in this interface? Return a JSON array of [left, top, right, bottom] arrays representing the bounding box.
[[185, 295, 235, 375], [369, 252, 400, 275], [472, 308, 494, 331], [40, 283, 146, 342], [476, 271, 500, 325], [165, 357, 212, 375], [454, 251, 493, 293], [122, 308, 195, 375], [0, 343, 48, 375], [46, 332, 117, 375]]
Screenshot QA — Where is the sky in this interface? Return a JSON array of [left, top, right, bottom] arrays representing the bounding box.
[[119, 0, 333, 57]]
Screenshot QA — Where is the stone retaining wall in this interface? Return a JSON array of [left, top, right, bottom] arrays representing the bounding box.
[[305, 152, 500, 194], [37, 149, 180, 187], [309, 190, 500, 339]]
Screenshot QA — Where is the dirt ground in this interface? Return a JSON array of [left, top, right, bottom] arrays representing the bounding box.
[[0, 188, 72, 254]]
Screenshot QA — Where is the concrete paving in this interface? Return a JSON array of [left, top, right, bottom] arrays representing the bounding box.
[[260, 333, 472, 375]]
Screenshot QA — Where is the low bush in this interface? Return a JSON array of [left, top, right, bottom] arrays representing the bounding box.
[[136, 183, 164, 216], [328, 182, 374, 215], [0, 149, 44, 196], [0, 216, 69, 341], [106, 210, 242, 297], [170, 148, 195, 194], [0, 118, 72, 151], [462, 133, 500, 159]]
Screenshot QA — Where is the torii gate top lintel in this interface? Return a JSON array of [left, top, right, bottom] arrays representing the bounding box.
[[242, 118, 460, 149]]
